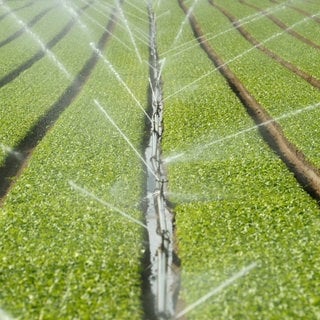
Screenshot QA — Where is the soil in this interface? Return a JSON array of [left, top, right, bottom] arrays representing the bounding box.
[[179, 0, 320, 204], [0, 4, 56, 48], [0, 4, 119, 203], [238, 0, 320, 50], [0, 2, 91, 88], [211, 0, 320, 90]]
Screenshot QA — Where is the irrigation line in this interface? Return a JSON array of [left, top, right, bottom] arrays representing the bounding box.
[[140, 4, 181, 319], [69, 181, 148, 229], [175, 263, 257, 319], [93, 99, 158, 180]]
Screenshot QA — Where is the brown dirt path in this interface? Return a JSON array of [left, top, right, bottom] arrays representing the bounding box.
[[238, 0, 320, 50], [269, 0, 320, 25], [0, 5, 120, 203], [178, 0, 320, 203], [210, 0, 320, 90], [0, 2, 91, 88]]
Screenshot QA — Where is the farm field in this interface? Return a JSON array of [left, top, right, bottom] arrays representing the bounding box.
[[0, 0, 320, 319]]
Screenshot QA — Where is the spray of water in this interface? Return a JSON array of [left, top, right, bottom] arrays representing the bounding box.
[[165, 101, 320, 164], [1, 3, 72, 79], [172, 0, 200, 47], [116, 0, 142, 63], [76, 0, 133, 51], [90, 44, 151, 121], [0, 143, 22, 161], [69, 180, 147, 229], [175, 262, 257, 319], [164, 12, 320, 102], [93, 99, 157, 179], [0, 308, 14, 320], [59, 0, 89, 33], [159, 0, 301, 77], [164, 0, 295, 58]]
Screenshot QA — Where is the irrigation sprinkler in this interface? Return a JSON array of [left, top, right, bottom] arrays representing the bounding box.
[[144, 4, 179, 318]]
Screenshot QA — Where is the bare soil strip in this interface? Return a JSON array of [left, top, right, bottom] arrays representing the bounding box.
[[142, 5, 180, 319], [0, 1, 33, 22], [238, 0, 320, 50], [0, 6, 120, 203], [210, 0, 320, 90], [0, 2, 91, 89], [0, 4, 57, 48], [269, 0, 320, 24], [178, 0, 320, 203]]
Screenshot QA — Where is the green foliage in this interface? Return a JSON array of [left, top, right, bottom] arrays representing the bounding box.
[[0, 1, 149, 318], [156, 0, 320, 318], [1, 0, 320, 318]]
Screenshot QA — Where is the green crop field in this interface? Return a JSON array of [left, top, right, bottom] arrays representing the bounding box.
[[0, 0, 320, 319]]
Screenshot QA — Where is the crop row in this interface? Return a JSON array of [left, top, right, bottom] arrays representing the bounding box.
[[1, 0, 320, 318], [217, 0, 320, 79], [0, 1, 150, 318], [157, 0, 320, 318], [0, 1, 107, 167], [196, 0, 320, 168]]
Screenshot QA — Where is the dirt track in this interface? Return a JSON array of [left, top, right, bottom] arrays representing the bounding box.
[[210, 0, 320, 90], [0, 4, 119, 202], [0, 2, 91, 89], [179, 0, 320, 203], [238, 0, 320, 50], [269, 0, 320, 24]]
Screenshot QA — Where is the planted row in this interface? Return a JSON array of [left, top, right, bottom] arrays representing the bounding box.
[[157, 0, 320, 318], [0, 1, 150, 318], [194, 0, 320, 167]]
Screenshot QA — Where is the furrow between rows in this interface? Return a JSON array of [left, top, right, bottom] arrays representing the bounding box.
[[0, 3, 57, 49], [0, 4, 120, 203], [210, 0, 320, 90], [179, 0, 320, 203], [270, 0, 320, 24], [0, 1, 91, 89], [238, 0, 320, 51]]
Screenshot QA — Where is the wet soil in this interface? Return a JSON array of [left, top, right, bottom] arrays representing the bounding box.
[[210, 0, 320, 90], [0, 4, 56, 48], [0, 1, 91, 88], [238, 0, 320, 50], [179, 0, 320, 203], [141, 5, 181, 319], [0, 5, 119, 203]]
